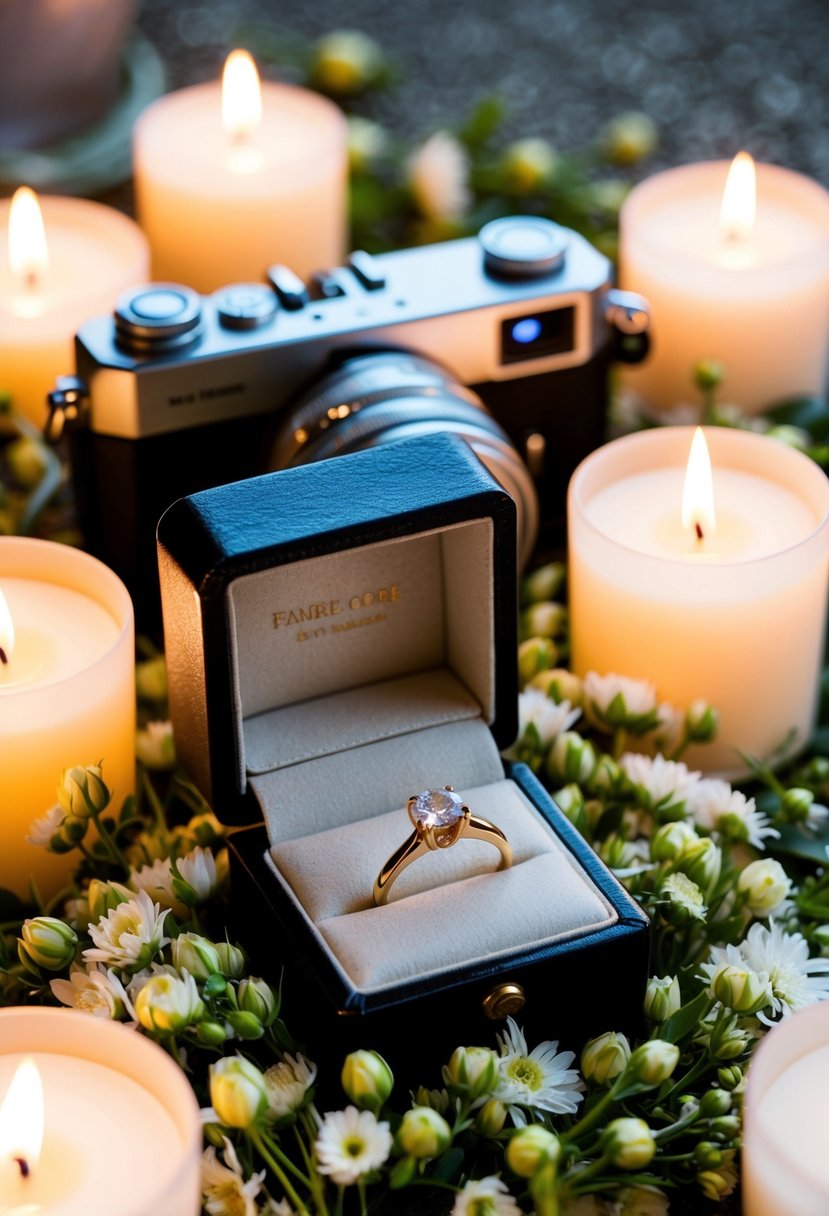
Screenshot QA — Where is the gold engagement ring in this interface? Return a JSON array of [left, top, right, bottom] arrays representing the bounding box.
[[373, 786, 512, 907]]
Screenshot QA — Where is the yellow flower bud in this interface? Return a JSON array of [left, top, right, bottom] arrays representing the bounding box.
[[600, 1117, 656, 1170], [341, 1049, 393, 1112], [398, 1107, 452, 1159], [209, 1055, 268, 1128], [506, 1125, 561, 1177]]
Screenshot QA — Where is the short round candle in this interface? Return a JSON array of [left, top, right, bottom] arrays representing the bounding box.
[[568, 426, 829, 775], [0, 539, 135, 899], [743, 1003, 829, 1216], [133, 52, 348, 292], [0, 190, 149, 427], [0, 1007, 201, 1216], [619, 159, 829, 414]]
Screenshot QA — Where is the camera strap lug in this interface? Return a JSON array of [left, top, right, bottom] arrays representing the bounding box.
[[605, 288, 650, 364], [44, 375, 89, 444]]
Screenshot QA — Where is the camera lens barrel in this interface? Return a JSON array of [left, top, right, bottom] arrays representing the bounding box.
[[270, 351, 539, 568]]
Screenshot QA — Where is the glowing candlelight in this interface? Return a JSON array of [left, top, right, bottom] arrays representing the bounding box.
[[681, 427, 716, 542], [719, 150, 756, 242], [0, 588, 13, 665], [0, 1058, 44, 1180], [221, 49, 262, 144], [8, 187, 49, 293]]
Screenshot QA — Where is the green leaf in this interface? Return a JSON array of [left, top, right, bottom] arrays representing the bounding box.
[[765, 396, 829, 439], [770, 822, 829, 865], [432, 1146, 465, 1183], [660, 989, 712, 1045], [458, 95, 506, 153]]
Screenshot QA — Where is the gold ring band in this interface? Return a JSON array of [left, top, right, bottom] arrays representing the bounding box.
[[373, 786, 512, 907]]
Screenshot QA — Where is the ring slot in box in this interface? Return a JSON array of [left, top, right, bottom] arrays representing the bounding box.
[[158, 434, 649, 1074]]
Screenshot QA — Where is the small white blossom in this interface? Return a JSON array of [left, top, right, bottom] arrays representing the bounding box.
[[451, 1176, 521, 1216], [620, 752, 700, 815], [50, 963, 133, 1019], [583, 672, 661, 734], [494, 1017, 583, 1126], [738, 859, 792, 918], [130, 857, 178, 909], [520, 690, 581, 746], [136, 719, 175, 770], [26, 804, 65, 847], [688, 779, 778, 848], [202, 1136, 265, 1216], [177, 846, 226, 903], [84, 889, 170, 971], [315, 1106, 392, 1185], [408, 131, 470, 221], [264, 1054, 318, 1119], [741, 920, 829, 1023]]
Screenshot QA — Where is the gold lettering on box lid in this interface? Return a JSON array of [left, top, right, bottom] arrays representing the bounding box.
[[273, 585, 400, 629]]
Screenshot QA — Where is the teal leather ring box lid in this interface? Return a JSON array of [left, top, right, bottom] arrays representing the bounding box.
[[157, 434, 649, 1076]]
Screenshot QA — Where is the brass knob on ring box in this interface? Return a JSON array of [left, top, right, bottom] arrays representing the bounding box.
[[482, 982, 526, 1020]]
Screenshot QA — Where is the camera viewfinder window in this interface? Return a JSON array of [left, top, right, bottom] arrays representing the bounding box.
[[500, 306, 575, 365]]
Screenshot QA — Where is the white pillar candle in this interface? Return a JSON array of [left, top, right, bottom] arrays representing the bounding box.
[[0, 189, 149, 427], [619, 157, 829, 414], [0, 1006, 201, 1216], [0, 539, 135, 900], [743, 1003, 829, 1216], [568, 426, 829, 776], [133, 50, 348, 293]]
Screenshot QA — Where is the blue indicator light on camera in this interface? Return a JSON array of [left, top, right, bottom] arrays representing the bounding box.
[[510, 317, 543, 344]]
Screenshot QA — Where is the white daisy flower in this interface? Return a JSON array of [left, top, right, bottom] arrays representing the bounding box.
[[517, 689, 581, 749], [740, 920, 829, 1023], [620, 753, 700, 816], [583, 672, 661, 734], [50, 963, 133, 1020], [27, 804, 65, 848], [202, 1136, 266, 1216], [265, 1054, 318, 1119], [688, 779, 778, 848], [315, 1106, 392, 1185], [451, 1176, 521, 1216], [494, 1017, 583, 1126], [407, 131, 470, 222], [83, 889, 170, 972]]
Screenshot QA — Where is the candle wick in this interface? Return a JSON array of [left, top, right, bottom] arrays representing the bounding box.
[[22, 269, 40, 292], [0, 646, 7, 665], [13, 1156, 30, 1179], [695, 522, 704, 542]]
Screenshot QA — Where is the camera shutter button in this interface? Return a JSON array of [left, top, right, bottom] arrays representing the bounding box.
[[215, 283, 278, 330], [115, 284, 203, 350], [479, 216, 569, 279]]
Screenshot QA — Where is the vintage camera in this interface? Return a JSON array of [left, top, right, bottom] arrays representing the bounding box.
[[51, 216, 648, 627]]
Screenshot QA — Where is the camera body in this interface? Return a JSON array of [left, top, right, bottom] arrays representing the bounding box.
[[58, 216, 648, 627]]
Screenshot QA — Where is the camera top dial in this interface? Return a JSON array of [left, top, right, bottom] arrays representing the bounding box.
[[114, 284, 203, 353]]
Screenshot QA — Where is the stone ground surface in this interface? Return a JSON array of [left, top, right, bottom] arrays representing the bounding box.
[[137, 0, 829, 183]]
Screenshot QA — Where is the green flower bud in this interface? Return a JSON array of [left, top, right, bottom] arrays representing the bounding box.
[[197, 1020, 229, 1047], [603, 111, 658, 166], [136, 972, 204, 1034], [172, 932, 221, 980], [19, 916, 77, 971], [781, 787, 816, 823], [694, 1142, 723, 1169], [711, 964, 772, 1015], [522, 563, 565, 605], [520, 601, 567, 642], [552, 783, 585, 827], [203, 973, 230, 1000], [58, 814, 88, 847], [398, 1107, 452, 1159], [443, 1046, 499, 1100], [187, 811, 224, 847], [644, 975, 681, 1023], [341, 1049, 393, 1112], [506, 1125, 561, 1177], [225, 1010, 265, 1040], [658, 872, 707, 925], [518, 637, 556, 687], [347, 116, 388, 173], [215, 941, 247, 978], [707, 1012, 753, 1061], [683, 699, 719, 743], [766, 424, 811, 452], [581, 1031, 631, 1086], [710, 1115, 741, 1140], [311, 29, 385, 95], [412, 1086, 452, 1115], [546, 731, 597, 785], [738, 858, 792, 917], [502, 137, 558, 192], [651, 820, 698, 862], [238, 977, 279, 1026], [676, 837, 722, 897], [57, 763, 111, 819], [210, 1055, 268, 1128], [693, 359, 726, 393], [136, 655, 168, 701], [87, 879, 130, 923], [627, 1040, 680, 1086], [8, 436, 48, 488], [136, 720, 175, 770], [475, 1099, 507, 1137], [529, 668, 583, 707], [586, 753, 622, 794], [795, 756, 829, 789], [600, 1117, 656, 1170], [699, 1088, 732, 1119], [717, 1065, 744, 1092]]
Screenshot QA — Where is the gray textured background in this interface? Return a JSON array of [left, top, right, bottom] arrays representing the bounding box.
[[137, 0, 829, 183]]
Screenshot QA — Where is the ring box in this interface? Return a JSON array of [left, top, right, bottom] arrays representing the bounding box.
[[158, 434, 649, 1076]]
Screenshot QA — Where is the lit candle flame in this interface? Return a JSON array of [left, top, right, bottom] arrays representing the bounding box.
[[0, 1058, 45, 1177], [681, 427, 716, 543], [0, 589, 13, 666], [221, 50, 262, 143], [8, 187, 49, 291], [720, 151, 756, 242]]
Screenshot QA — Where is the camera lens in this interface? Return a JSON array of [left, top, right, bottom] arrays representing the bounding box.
[[269, 351, 539, 568]]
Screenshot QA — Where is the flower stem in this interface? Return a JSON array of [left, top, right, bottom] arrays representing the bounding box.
[[562, 1090, 617, 1143], [90, 810, 130, 874], [250, 1130, 310, 1214]]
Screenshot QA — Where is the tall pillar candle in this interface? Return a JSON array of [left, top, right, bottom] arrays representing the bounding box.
[[0, 189, 149, 426], [133, 50, 348, 292], [568, 427, 829, 776], [0, 1007, 201, 1216], [0, 538, 135, 899], [743, 1003, 829, 1216], [619, 158, 829, 414]]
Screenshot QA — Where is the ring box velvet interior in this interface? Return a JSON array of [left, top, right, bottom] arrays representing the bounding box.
[[157, 433, 649, 1077]]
